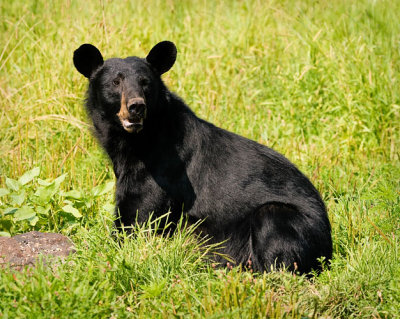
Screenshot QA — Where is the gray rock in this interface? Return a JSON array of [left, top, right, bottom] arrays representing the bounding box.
[[0, 231, 75, 270]]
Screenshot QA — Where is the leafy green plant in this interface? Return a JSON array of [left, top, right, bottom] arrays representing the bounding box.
[[0, 167, 114, 236]]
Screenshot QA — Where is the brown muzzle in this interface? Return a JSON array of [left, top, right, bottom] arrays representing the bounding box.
[[117, 92, 147, 133]]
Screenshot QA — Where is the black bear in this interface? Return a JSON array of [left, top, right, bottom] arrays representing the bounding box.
[[73, 41, 332, 273]]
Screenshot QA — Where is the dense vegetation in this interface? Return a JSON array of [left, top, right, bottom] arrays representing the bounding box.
[[1, 0, 399, 317]]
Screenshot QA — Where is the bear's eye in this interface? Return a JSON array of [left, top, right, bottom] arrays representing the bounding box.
[[139, 78, 149, 87], [112, 79, 120, 86]]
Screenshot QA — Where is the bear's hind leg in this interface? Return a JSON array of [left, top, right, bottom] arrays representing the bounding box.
[[250, 203, 319, 273]]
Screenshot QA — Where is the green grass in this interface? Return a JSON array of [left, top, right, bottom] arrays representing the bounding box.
[[1, 0, 399, 317]]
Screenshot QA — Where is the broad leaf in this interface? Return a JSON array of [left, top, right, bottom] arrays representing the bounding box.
[[103, 203, 115, 213], [92, 181, 115, 197], [54, 173, 67, 188], [5, 178, 20, 192], [34, 186, 55, 204], [0, 188, 10, 197], [28, 215, 39, 226], [62, 190, 82, 200], [36, 205, 50, 216], [34, 178, 64, 204], [62, 205, 82, 218], [14, 206, 36, 221], [18, 167, 40, 185], [35, 173, 67, 204], [10, 190, 26, 206], [38, 178, 53, 186], [3, 207, 18, 215]]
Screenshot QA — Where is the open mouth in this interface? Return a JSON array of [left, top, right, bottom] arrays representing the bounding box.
[[121, 118, 143, 133]]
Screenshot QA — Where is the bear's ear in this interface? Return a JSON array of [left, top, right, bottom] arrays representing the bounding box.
[[146, 41, 177, 75], [73, 44, 104, 78]]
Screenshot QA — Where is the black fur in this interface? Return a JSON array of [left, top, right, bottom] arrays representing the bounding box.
[[73, 41, 332, 273]]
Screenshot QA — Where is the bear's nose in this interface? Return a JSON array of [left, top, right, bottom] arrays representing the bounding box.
[[127, 98, 146, 116]]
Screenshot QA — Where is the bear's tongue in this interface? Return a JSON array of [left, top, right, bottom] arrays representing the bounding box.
[[122, 119, 135, 129], [121, 119, 143, 133]]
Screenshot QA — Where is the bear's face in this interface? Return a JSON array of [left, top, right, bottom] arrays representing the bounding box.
[[73, 41, 177, 133], [91, 57, 158, 133]]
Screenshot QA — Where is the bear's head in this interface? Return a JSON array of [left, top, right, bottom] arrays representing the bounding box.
[[73, 41, 177, 133]]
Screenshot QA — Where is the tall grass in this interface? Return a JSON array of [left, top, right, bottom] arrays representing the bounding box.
[[1, 0, 399, 317]]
